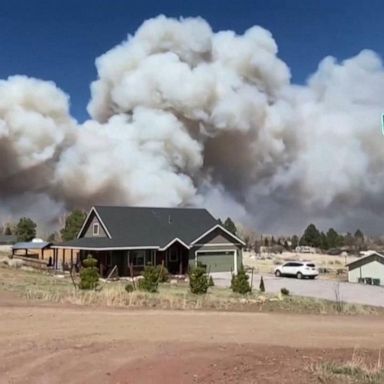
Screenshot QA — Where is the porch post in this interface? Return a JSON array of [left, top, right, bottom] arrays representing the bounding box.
[[234, 250, 238, 274], [179, 252, 183, 275], [53, 248, 57, 269]]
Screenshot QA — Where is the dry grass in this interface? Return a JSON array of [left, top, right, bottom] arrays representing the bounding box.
[[312, 349, 384, 383], [0, 264, 381, 315]]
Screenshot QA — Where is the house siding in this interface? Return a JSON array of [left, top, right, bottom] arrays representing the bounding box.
[[188, 228, 243, 273], [83, 213, 107, 238], [348, 260, 384, 284], [194, 228, 238, 245]]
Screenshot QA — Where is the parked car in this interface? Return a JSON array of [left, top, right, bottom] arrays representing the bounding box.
[[274, 261, 319, 279]]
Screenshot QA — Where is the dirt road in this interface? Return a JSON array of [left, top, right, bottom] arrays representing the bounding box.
[[1, 297, 384, 383]]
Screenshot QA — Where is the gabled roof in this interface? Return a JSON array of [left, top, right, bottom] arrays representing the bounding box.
[[346, 252, 384, 270], [65, 205, 221, 249], [190, 224, 245, 246]]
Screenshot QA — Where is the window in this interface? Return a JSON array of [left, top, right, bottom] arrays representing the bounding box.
[[130, 250, 145, 266], [93, 223, 99, 236], [130, 250, 154, 266], [168, 248, 178, 262], [284, 262, 294, 267]]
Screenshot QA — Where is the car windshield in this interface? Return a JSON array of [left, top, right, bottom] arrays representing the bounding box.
[[306, 263, 315, 267]]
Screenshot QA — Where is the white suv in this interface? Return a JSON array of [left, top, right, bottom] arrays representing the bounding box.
[[274, 261, 318, 279]]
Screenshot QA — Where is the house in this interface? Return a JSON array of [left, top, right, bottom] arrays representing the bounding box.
[[347, 252, 384, 285], [52, 206, 244, 277]]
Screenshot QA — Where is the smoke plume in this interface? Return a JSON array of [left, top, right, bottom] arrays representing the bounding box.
[[1, 16, 384, 234]]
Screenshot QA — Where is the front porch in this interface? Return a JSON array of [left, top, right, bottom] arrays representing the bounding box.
[[76, 242, 190, 278]]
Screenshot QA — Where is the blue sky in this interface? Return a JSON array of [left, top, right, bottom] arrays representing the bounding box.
[[0, 0, 383, 122]]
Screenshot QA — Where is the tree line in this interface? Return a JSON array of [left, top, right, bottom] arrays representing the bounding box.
[[295, 223, 365, 251], [1, 209, 87, 242]]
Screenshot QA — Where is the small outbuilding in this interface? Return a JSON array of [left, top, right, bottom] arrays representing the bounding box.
[[347, 252, 384, 285], [12, 241, 52, 259]]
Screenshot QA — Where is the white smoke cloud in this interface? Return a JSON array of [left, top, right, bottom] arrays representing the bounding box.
[[1, 16, 384, 235]]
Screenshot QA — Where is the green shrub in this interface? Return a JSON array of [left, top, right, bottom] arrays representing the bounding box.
[[280, 287, 289, 296], [155, 265, 169, 283], [138, 266, 159, 293], [79, 256, 99, 290], [259, 276, 265, 292], [189, 265, 209, 294], [231, 268, 251, 294], [208, 275, 215, 287], [125, 283, 135, 293]]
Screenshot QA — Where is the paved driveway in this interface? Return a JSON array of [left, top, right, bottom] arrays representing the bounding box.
[[211, 272, 384, 308]]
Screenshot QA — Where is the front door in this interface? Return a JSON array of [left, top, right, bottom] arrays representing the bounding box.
[[167, 245, 180, 275]]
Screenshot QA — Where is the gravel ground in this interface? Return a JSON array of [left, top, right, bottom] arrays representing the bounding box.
[[1, 302, 384, 383], [212, 272, 384, 307]]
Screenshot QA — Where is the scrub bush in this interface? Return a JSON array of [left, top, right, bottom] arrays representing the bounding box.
[[281, 287, 289, 296], [125, 283, 135, 293], [155, 265, 169, 283]]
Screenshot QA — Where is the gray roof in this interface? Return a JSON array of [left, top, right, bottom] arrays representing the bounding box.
[[12, 241, 51, 250], [56, 206, 221, 249], [347, 252, 384, 270]]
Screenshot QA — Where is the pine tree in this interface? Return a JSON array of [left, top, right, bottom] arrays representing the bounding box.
[[4, 225, 12, 236], [223, 217, 237, 235], [231, 267, 251, 294], [259, 276, 265, 292], [291, 235, 299, 249], [79, 256, 100, 290], [326, 228, 343, 249], [15, 217, 37, 242], [300, 224, 321, 248], [320, 232, 329, 250], [61, 209, 87, 241]]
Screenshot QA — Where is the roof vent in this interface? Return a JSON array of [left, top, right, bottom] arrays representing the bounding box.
[[168, 215, 172, 224]]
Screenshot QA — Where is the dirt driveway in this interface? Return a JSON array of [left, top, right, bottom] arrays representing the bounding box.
[[213, 272, 384, 307], [1, 295, 384, 384]]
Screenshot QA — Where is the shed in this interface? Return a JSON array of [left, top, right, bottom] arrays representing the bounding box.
[[12, 241, 52, 259], [347, 252, 384, 285]]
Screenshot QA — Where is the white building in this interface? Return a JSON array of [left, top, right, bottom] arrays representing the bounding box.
[[347, 252, 384, 285]]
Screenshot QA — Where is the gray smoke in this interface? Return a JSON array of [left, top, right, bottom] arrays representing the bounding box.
[[1, 16, 384, 234]]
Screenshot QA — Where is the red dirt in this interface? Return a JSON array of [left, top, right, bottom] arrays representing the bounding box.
[[1, 294, 384, 383]]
